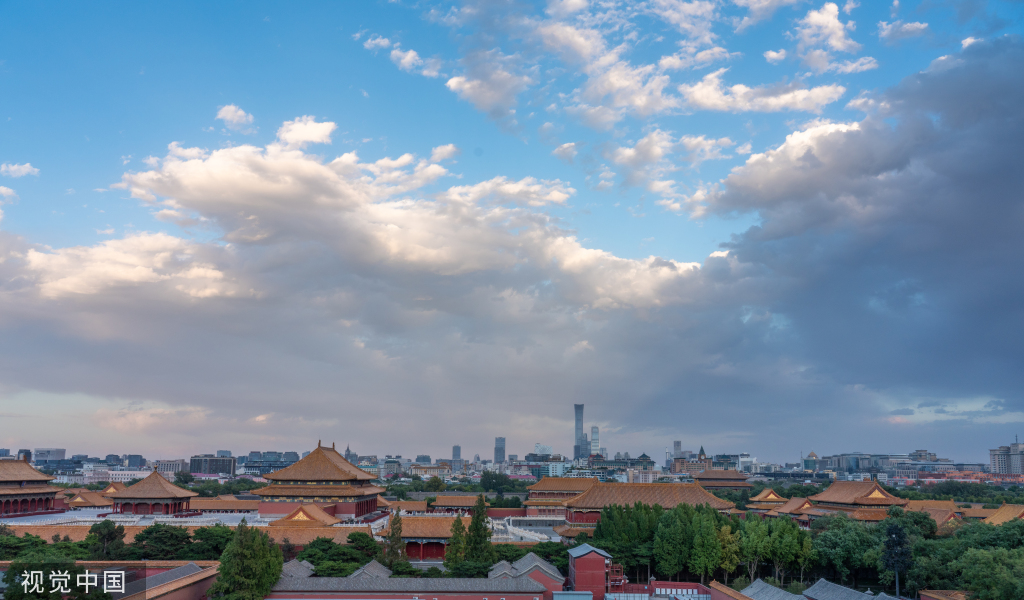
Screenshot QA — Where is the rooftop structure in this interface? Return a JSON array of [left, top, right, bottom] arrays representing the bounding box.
[[982, 503, 1024, 525], [106, 470, 198, 515], [806, 480, 907, 521], [746, 488, 788, 512], [0, 457, 62, 515], [270, 503, 342, 527], [253, 442, 385, 518], [693, 469, 753, 490], [564, 482, 734, 527]]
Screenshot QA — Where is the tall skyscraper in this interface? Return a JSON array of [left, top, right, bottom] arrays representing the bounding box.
[[494, 437, 506, 464], [453, 445, 461, 460], [574, 404, 584, 460], [591, 426, 600, 455], [673, 441, 682, 457]]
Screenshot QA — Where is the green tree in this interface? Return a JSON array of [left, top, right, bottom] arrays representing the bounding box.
[[954, 547, 1024, 600], [812, 513, 875, 585], [795, 534, 817, 584], [208, 520, 283, 600], [464, 494, 495, 563], [881, 521, 913, 599], [124, 524, 191, 560], [654, 512, 686, 581], [480, 472, 515, 494], [448, 561, 492, 578], [425, 477, 447, 492], [382, 513, 408, 567], [347, 531, 380, 561], [314, 561, 361, 577], [495, 544, 528, 563], [185, 525, 234, 560], [766, 518, 799, 584], [174, 471, 195, 485], [443, 517, 466, 571], [86, 521, 126, 560], [741, 515, 769, 582], [2, 547, 112, 600], [718, 524, 741, 585], [688, 514, 721, 585]]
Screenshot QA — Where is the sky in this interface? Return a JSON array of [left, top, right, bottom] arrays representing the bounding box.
[[1, 0, 1022, 465]]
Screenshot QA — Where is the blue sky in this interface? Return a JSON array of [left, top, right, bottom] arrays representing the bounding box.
[[1, 0, 1023, 463]]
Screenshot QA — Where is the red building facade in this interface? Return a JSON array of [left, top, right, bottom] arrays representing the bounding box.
[[524, 478, 598, 517], [0, 458, 61, 516], [107, 471, 198, 515]]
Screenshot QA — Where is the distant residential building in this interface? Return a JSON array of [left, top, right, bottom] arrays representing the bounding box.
[[190, 454, 237, 475], [494, 437, 506, 464], [627, 469, 658, 483], [990, 444, 1024, 474], [34, 448, 66, 462], [104, 470, 155, 483], [452, 445, 461, 460], [415, 454, 432, 465], [216, 450, 232, 458], [155, 459, 189, 474]]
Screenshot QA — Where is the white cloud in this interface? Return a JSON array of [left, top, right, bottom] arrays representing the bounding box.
[[878, 20, 928, 42], [793, 3, 867, 73], [732, 0, 801, 31], [648, 0, 719, 46], [0, 186, 17, 198], [552, 143, 578, 163], [679, 69, 845, 112], [659, 46, 735, 71], [443, 176, 575, 207], [828, 56, 878, 73], [446, 52, 533, 119], [1, 163, 40, 177], [391, 47, 423, 71], [363, 35, 391, 50], [736, 142, 753, 154], [764, 49, 787, 64], [276, 116, 337, 149], [25, 233, 235, 299], [962, 37, 981, 48], [546, 0, 589, 17], [842, 0, 859, 13], [216, 105, 256, 133], [430, 144, 460, 162], [679, 134, 734, 164]]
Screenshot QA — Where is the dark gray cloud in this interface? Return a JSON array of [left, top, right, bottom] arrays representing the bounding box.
[[1, 40, 1023, 463]]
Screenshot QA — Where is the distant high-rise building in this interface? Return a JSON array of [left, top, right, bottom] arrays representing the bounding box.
[[17, 449, 31, 462], [282, 451, 300, 463], [673, 441, 682, 457], [125, 454, 145, 468], [263, 451, 283, 462], [34, 448, 66, 462], [591, 426, 600, 456], [494, 437, 506, 464], [474, 453, 481, 463], [415, 454, 432, 464], [216, 450, 232, 458], [0, 449, 9, 457], [534, 443, 553, 455], [248, 451, 263, 462], [105, 454, 122, 466], [344, 445, 358, 463], [453, 445, 461, 460], [508, 454, 518, 461], [190, 454, 236, 475], [574, 404, 584, 460], [599, 447, 607, 457]]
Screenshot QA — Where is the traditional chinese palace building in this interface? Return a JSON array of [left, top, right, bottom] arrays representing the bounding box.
[[745, 488, 788, 513], [525, 477, 598, 517], [806, 480, 907, 521], [430, 495, 487, 513], [254, 442, 384, 518], [693, 469, 753, 491], [563, 482, 734, 527], [0, 457, 61, 516], [107, 470, 198, 514]]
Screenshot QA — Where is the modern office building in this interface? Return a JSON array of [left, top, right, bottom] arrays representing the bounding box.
[[155, 459, 189, 474], [415, 455, 432, 464], [452, 445, 461, 460], [990, 443, 1024, 474], [216, 450, 232, 458], [590, 427, 600, 456], [33, 448, 66, 462], [494, 437, 506, 464], [574, 404, 584, 460], [0, 449, 9, 458], [534, 443, 553, 455], [105, 454, 122, 466], [190, 454, 237, 475], [125, 455, 146, 468]]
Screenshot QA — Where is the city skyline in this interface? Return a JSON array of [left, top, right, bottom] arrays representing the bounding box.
[[2, 2, 1023, 464]]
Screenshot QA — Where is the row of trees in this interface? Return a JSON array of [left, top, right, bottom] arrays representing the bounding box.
[[2, 520, 282, 600], [0, 521, 239, 561]]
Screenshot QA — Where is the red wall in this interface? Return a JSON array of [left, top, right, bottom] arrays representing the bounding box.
[[569, 552, 607, 600], [488, 508, 528, 518], [404, 541, 447, 560], [527, 568, 565, 600], [566, 511, 601, 525]]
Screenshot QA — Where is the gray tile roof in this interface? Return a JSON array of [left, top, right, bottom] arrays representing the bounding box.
[[114, 563, 204, 599], [349, 559, 393, 579], [281, 559, 314, 578], [567, 543, 612, 559], [489, 560, 515, 578], [273, 575, 548, 593], [740, 579, 803, 600], [803, 579, 880, 600], [511, 553, 564, 580]]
